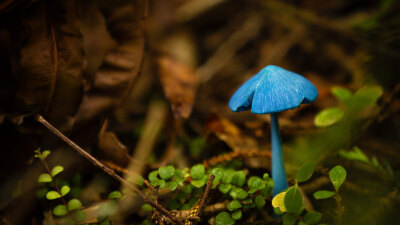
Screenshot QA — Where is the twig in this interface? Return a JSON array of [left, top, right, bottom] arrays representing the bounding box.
[[184, 175, 215, 225], [203, 150, 271, 168], [35, 115, 184, 225], [197, 175, 215, 212], [203, 202, 227, 214], [334, 194, 343, 225]]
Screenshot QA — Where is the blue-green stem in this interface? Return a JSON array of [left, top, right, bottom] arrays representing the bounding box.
[[270, 113, 288, 196]]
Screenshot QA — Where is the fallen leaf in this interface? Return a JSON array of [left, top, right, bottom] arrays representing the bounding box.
[[205, 114, 259, 152], [19, 0, 85, 128], [72, 0, 147, 125], [98, 119, 130, 167], [157, 55, 198, 119]]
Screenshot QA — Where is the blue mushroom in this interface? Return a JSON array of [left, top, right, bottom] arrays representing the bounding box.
[[229, 65, 318, 196]]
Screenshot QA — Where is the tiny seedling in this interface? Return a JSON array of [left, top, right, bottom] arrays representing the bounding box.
[[35, 149, 85, 223]]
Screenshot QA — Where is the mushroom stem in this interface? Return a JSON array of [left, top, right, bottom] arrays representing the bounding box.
[[270, 112, 288, 196]]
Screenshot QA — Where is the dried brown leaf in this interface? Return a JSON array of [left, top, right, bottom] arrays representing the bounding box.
[[18, 0, 85, 128], [205, 114, 259, 152], [72, 0, 146, 125], [98, 119, 130, 167], [19, 1, 58, 110], [157, 55, 198, 119]]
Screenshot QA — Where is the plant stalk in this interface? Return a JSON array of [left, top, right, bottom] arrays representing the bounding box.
[[270, 113, 288, 196]]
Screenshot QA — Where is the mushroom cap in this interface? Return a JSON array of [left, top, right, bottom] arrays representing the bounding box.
[[229, 65, 318, 114]]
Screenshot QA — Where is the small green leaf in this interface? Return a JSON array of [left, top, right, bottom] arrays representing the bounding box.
[[247, 176, 265, 193], [232, 170, 246, 187], [351, 86, 383, 110], [255, 195, 265, 209], [128, 175, 144, 186], [148, 171, 165, 188], [222, 169, 235, 184], [68, 199, 82, 211], [190, 164, 205, 180], [158, 180, 166, 189], [175, 169, 184, 179], [262, 173, 269, 180], [108, 191, 122, 199], [38, 173, 52, 183], [304, 211, 322, 224], [174, 169, 185, 185], [46, 191, 61, 200], [215, 212, 235, 225], [229, 186, 248, 200], [329, 165, 347, 192], [314, 108, 344, 127], [296, 161, 315, 183], [218, 183, 232, 194], [53, 204, 67, 216], [211, 167, 224, 182], [284, 186, 303, 214], [331, 86, 352, 102], [42, 150, 51, 159], [282, 213, 296, 225], [231, 210, 242, 220], [51, 165, 64, 177], [260, 179, 274, 197], [141, 203, 154, 212], [227, 200, 242, 211], [339, 146, 370, 163], [313, 190, 335, 199], [191, 176, 207, 188], [148, 171, 159, 183], [159, 165, 175, 180], [61, 186, 70, 196], [166, 181, 178, 191]]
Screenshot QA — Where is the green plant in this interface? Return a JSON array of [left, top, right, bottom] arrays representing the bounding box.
[[271, 162, 347, 225], [340, 146, 394, 178], [137, 162, 274, 225], [314, 86, 383, 127], [35, 149, 85, 223], [313, 165, 347, 225]]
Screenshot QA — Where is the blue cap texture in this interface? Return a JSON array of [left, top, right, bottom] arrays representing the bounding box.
[[229, 65, 318, 114]]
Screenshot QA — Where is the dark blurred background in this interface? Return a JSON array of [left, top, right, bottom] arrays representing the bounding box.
[[0, 0, 399, 224]]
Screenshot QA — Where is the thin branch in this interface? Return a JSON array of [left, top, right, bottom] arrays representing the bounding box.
[[35, 115, 184, 225], [203, 150, 271, 168], [184, 175, 215, 224], [197, 175, 214, 212]]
